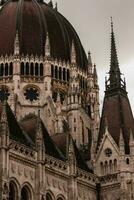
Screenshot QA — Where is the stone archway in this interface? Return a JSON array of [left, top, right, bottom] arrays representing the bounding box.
[[46, 193, 53, 200], [9, 181, 18, 200], [21, 186, 32, 200]]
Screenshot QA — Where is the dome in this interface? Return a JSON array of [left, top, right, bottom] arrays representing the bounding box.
[[0, 0, 88, 69]]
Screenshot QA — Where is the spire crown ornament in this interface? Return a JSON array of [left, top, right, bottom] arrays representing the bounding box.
[[71, 40, 77, 64], [14, 30, 20, 56], [45, 32, 51, 58]]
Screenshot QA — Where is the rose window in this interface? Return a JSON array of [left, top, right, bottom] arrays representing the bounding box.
[[104, 148, 112, 157], [24, 87, 39, 102]]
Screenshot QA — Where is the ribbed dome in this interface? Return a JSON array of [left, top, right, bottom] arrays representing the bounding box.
[[0, 0, 88, 69]]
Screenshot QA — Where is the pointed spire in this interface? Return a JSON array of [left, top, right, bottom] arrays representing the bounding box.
[[45, 32, 51, 57], [88, 51, 93, 74], [71, 40, 77, 64], [105, 18, 126, 92], [55, 2, 58, 11], [56, 92, 62, 115], [93, 63, 97, 78], [109, 18, 121, 86], [68, 135, 76, 175], [14, 30, 20, 56], [48, 0, 53, 8], [119, 128, 125, 154], [56, 92, 61, 103]]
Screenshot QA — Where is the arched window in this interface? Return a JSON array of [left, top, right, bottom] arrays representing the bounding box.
[[0, 63, 4, 76], [5, 63, 8, 76], [9, 181, 18, 200], [104, 161, 108, 174], [51, 65, 54, 78], [59, 67, 62, 80], [109, 160, 113, 173], [30, 63, 34, 76], [40, 63, 43, 76], [80, 76, 82, 88], [21, 186, 31, 200], [21, 62, 24, 75], [114, 159, 117, 172], [46, 193, 53, 200], [55, 65, 58, 79], [126, 158, 130, 165], [63, 68, 66, 81], [9, 62, 13, 75], [26, 62, 29, 75], [57, 198, 64, 200], [35, 63, 39, 76]]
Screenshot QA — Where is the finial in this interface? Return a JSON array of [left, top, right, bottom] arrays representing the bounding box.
[[71, 40, 76, 64], [55, 2, 58, 11], [87, 51, 93, 74], [93, 63, 97, 78], [14, 30, 20, 56], [56, 92, 61, 103], [45, 32, 51, 57], [88, 51, 92, 65], [110, 16, 113, 33], [48, 0, 53, 8]]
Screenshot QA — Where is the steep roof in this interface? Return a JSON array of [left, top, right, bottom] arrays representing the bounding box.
[[97, 94, 134, 154], [0, 103, 34, 146], [97, 20, 134, 154], [52, 133, 93, 173], [20, 114, 65, 160]]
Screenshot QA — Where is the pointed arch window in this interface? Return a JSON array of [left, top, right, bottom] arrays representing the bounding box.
[[55, 66, 58, 79], [63, 68, 66, 81], [9, 62, 13, 75], [9, 181, 18, 200], [51, 65, 54, 78], [21, 62, 24, 75], [59, 67, 62, 80], [0, 63, 4, 76], [30, 63, 34, 76], [5, 63, 8, 76], [21, 186, 32, 200], [26, 62, 29, 75], [40, 63, 43, 76], [35, 63, 39, 76], [46, 193, 53, 200]]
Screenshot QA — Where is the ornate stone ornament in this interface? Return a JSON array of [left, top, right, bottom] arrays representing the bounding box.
[[104, 148, 112, 157], [24, 87, 39, 102]]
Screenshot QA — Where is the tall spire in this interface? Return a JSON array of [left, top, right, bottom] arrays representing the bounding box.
[[105, 18, 126, 92], [109, 18, 121, 86]]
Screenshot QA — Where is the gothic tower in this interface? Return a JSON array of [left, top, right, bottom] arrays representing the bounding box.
[[95, 19, 134, 199]]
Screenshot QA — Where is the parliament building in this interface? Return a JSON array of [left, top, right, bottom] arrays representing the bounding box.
[[0, 0, 133, 199]]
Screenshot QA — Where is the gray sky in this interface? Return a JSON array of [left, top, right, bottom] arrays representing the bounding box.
[[46, 0, 134, 112]]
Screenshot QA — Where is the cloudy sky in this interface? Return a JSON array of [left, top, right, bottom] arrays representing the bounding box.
[[47, 0, 134, 112]]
